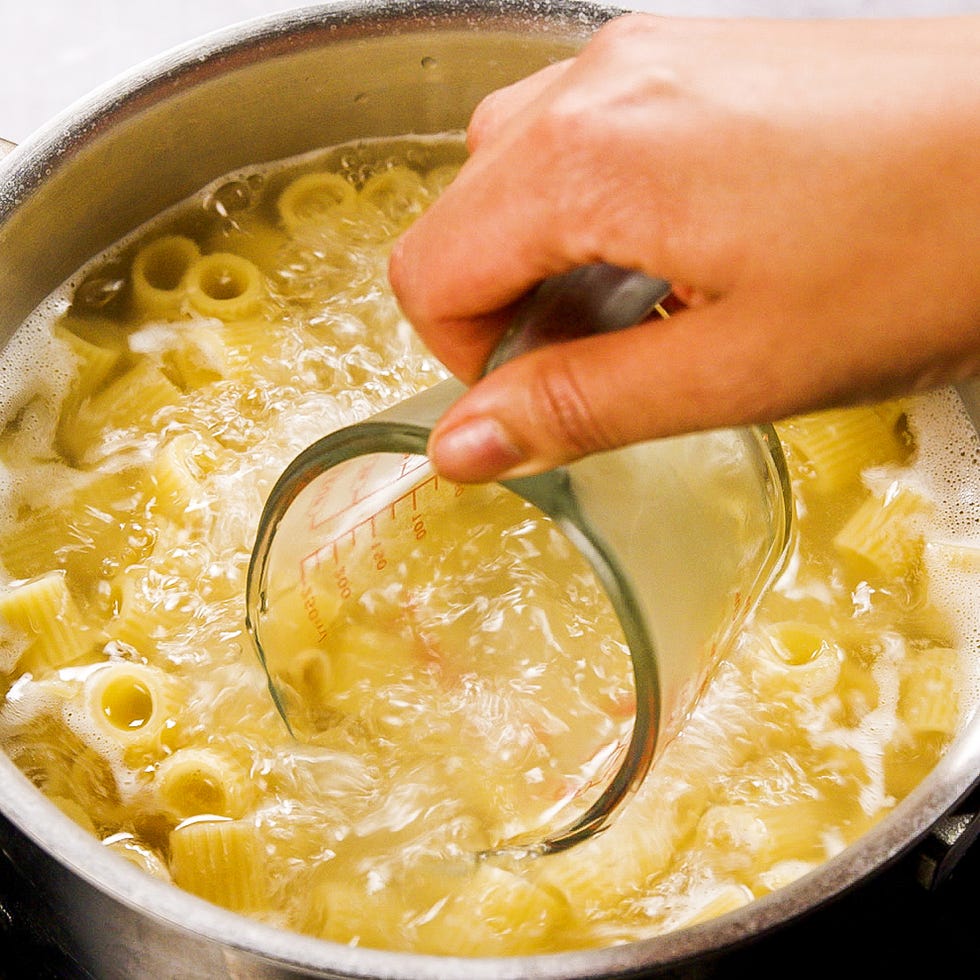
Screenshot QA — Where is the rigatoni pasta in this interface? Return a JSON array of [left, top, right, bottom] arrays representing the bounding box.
[[276, 171, 358, 230], [833, 483, 931, 581], [169, 817, 266, 911], [184, 252, 265, 321], [130, 234, 201, 319], [0, 570, 88, 672], [61, 360, 182, 463], [777, 401, 910, 494], [153, 746, 253, 821], [899, 646, 961, 736], [415, 864, 572, 956], [752, 621, 843, 699], [357, 164, 429, 228], [54, 325, 121, 413], [82, 661, 181, 758]]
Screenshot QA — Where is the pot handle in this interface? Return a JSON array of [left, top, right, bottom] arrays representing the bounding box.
[[916, 779, 980, 890]]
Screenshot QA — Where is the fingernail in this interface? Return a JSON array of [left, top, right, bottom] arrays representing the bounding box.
[[429, 417, 526, 482]]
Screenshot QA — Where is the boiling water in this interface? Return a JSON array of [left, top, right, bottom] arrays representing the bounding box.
[[0, 133, 978, 954]]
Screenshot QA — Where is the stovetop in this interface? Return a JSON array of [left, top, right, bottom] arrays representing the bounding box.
[[2, 826, 979, 980]]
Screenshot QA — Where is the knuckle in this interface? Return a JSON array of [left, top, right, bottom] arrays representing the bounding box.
[[527, 355, 618, 460], [467, 92, 500, 150]]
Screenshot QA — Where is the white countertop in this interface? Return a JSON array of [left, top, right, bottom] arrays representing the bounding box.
[[1, 0, 978, 144]]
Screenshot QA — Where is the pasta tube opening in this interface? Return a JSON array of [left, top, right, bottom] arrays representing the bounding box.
[[131, 235, 201, 318], [184, 253, 265, 321]]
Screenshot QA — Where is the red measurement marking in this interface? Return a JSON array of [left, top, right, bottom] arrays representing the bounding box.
[[306, 454, 431, 531], [398, 455, 422, 479], [299, 580, 331, 643], [297, 540, 333, 575], [300, 469, 443, 571]]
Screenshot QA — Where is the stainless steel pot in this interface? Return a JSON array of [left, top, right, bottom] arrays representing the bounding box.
[[1, 2, 979, 977]]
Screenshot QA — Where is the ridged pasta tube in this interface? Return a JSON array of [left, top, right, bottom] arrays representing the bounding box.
[[834, 484, 930, 582], [104, 564, 197, 659], [836, 657, 881, 723], [777, 401, 909, 493], [184, 253, 265, 321], [303, 879, 406, 949], [217, 317, 283, 377], [277, 171, 357, 230], [150, 432, 209, 522], [0, 570, 89, 672], [153, 746, 253, 821], [60, 360, 182, 463], [284, 623, 428, 731], [694, 804, 771, 868], [695, 799, 840, 871], [752, 621, 843, 699], [899, 646, 961, 736], [533, 804, 678, 907], [166, 324, 229, 389], [169, 817, 265, 911], [130, 235, 201, 319], [55, 326, 121, 406], [102, 832, 172, 882], [416, 864, 571, 956], [263, 646, 337, 735], [82, 661, 180, 756], [0, 470, 154, 588], [358, 165, 427, 227]]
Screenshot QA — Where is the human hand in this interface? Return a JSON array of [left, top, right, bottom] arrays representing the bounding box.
[[388, 13, 980, 483]]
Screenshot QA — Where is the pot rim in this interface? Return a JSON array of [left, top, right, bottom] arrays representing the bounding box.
[[1, 2, 979, 977]]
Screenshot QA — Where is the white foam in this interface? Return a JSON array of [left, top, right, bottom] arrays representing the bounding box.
[[904, 390, 980, 715], [0, 298, 74, 428]]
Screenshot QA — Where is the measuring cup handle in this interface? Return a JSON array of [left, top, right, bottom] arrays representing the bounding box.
[[484, 265, 671, 375]]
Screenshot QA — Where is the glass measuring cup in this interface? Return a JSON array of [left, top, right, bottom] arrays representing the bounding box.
[[245, 265, 793, 856]]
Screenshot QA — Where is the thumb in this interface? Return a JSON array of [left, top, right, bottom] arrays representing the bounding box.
[[425, 299, 820, 483]]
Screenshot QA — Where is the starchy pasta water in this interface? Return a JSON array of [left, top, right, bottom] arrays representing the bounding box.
[[0, 133, 979, 954]]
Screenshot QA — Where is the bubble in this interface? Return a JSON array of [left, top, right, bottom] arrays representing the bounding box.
[[73, 274, 127, 312], [204, 177, 257, 218]]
